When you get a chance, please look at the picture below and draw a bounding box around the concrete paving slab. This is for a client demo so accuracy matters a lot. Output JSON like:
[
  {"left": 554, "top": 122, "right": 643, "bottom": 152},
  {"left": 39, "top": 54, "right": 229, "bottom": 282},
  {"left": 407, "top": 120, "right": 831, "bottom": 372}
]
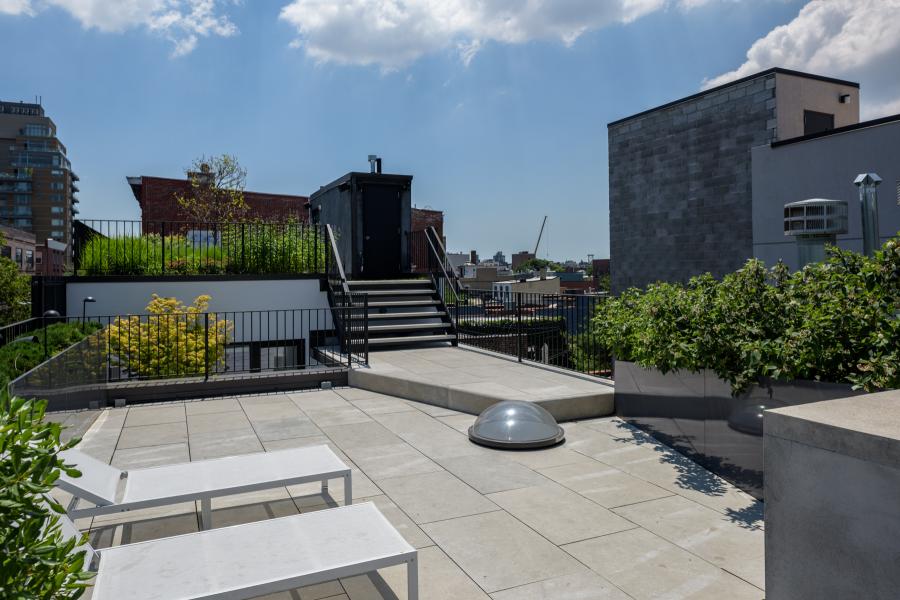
[
  {"left": 539, "top": 461, "right": 673, "bottom": 508},
  {"left": 250, "top": 416, "right": 322, "bottom": 442},
  {"left": 373, "top": 411, "right": 485, "bottom": 461},
  {"left": 186, "top": 410, "right": 253, "bottom": 434},
  {"left": 117, "top": 421, "right": 187, "bottom": 449},
  {"left": 377, "top": 471, "right": 499, "bottom": 524},
  {"left": 183, "top": 398, "right": 243, "bottom": 415},
  {"left": 438, "top": 454, "right": 550, "bottom": 494},
  {"left": 487, "top": 483, "right": 636, "bottom": 545},
  {"left": 355, "top": 495, "right": 433, "bottom": 549},
  {"left": 563, "top": 528, "right": 763, "bottom": 600},
  {"left": 344, "top": 442, "right": 443, "bottom": 481},
  {"left": 351, "top": 347, "right": 614, "bottom": 421},
  {"left": 489, "top": 569, "right": 632, "bottom": 600},
  {"left": 613, "top": 495, "right": 764, "bottom": 589},
  {"left": 187, "top": 428, "right": 263, "bottom": 460},
  {"left": 123, "top": 405, "right": 185, "bottom": 428},
  {"left": 423, "top": 510, "right": 584, "bottom": 593}
]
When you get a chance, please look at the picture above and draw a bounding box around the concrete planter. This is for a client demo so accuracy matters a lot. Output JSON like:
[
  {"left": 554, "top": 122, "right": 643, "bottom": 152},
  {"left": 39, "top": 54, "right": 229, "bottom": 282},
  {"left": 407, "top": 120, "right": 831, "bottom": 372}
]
[{"left": 613, "top": 360, "right": 862, "bottom": 499}]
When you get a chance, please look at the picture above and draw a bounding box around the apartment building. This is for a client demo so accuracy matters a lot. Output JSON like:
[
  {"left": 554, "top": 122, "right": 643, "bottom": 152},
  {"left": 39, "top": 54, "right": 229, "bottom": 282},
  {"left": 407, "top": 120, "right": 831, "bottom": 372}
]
[{"left": 0, "top": 101, "right": 77, "bottom": 259}]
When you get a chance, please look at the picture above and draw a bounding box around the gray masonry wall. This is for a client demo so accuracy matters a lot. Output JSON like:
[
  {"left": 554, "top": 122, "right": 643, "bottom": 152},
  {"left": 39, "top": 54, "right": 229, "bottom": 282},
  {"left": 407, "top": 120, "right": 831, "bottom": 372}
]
[
  {"left": 608, "top": 73, "right": 776, "bottom": 293},
  {"left": 751, "top": 119, "right": 900, "bottom": 271},
  {"left": 764, "top": 391, "right": 900, "bottom": 599}
]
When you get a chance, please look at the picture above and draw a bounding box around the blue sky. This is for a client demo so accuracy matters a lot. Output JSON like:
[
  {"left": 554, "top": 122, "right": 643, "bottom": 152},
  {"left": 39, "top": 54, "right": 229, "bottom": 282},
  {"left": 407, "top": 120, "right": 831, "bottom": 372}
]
[{"left": 2, "top": 0, "right": 898, "bottom": 261}]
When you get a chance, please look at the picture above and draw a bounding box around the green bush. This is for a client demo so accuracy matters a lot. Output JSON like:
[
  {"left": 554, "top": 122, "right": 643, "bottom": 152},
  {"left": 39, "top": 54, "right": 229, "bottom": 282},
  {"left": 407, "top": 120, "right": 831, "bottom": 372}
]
[
  {"left": 0, "top": 389, "right": 91, "bottom": 598},
  {"left": 0, "top": 322, "right": 102, "bottom": 382},
  {"left": 595, "top": 237, "right": 900, "bottom": 394},
  {"left": 77, "top": 223, "right": 326, "bottom": 276}
]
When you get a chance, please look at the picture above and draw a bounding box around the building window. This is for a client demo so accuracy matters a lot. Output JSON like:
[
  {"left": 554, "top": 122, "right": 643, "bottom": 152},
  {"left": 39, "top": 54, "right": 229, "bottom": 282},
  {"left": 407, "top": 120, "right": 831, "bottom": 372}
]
[
  {"left": 14, "top": 247, "right": 22, "bottom": 266},
  {"left": 50, "top": 194, "right": 63, "bottom": 203},
  {"left": 14, "top": 194, "right": 30, "bottom": 205},
  {"left": 51, "top": 169, "right": 64, "bottom": 177},
  {"left": 23, "top": 124, "right": 51, "bottom": 137},
  {"left": 15, "top": 219, "right": 32, "bottom": 229},
  {"left": 803, "top": 110, "right": 835, "bottom": 136},
  {"left": 1, "top": 245, "right": 10, "bottom": 259},
  {"left": 50, "top": 230, "right": 64, "bottom": 239},
  {"left": 50, "top": 218, "right": 63, "bottom": 226},
  {"left": 25, "top": 250, "right": 33, "bottom": 269},
  {"left": 51, "top": 206, "right": 63, "bottom": 214},
  {"left": 14, "top": 206, "right": 31, "bottom": 216},
  {"left": 50, "top": 182, "right": 64, "bottom": 190}
]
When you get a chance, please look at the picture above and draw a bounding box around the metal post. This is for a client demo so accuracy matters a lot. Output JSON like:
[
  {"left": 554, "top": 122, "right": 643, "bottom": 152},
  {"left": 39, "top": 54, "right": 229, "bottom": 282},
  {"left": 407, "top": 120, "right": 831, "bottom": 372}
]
[
  {"left": 204, "top": 312, "right": 210, "bottom": 381},
  {"left": 516, "top": 293, "right": 523, "bottom": 362},
  {"left": 854, "top": 173, "right": 883, "bottom": 257},
  {"left": 364, "top": 293, "right": 369, "bottom": 365},
  {"left": 314, "top": 225, "right": 319, "bottom": 273},
  {"left": 160, "top": 222, "right": 166, "bottom": 275},
  {"left": 241, "top": 223, "right": 246, "bottom": 272},
  {"left": 454, "top": 285, "right": 460, "bottom": 347}
]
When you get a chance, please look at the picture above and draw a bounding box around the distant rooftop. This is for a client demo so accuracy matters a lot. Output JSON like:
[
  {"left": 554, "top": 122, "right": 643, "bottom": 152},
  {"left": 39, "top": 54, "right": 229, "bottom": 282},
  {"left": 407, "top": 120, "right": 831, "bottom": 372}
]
[
  {"left": 608, "top": 67, "right": 860, "bottom": 128},
  {"left": 0, "top": 100, "right": 45, "bottom": 117},
  {"left": 772, "top": 111, "right": 900, "bottom": 148}
]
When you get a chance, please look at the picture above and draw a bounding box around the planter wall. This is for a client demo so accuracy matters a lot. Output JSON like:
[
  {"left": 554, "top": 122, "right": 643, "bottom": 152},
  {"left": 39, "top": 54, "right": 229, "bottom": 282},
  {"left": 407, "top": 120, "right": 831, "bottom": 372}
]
[{"left": 613, "top": 361, "right": 864, "bottom": 500}]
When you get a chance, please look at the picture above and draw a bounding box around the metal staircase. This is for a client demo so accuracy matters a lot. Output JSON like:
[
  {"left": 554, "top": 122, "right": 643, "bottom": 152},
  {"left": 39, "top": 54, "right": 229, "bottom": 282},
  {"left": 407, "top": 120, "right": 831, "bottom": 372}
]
[{"left": 346, "top": 279, "right": 456, "bottom": 348}]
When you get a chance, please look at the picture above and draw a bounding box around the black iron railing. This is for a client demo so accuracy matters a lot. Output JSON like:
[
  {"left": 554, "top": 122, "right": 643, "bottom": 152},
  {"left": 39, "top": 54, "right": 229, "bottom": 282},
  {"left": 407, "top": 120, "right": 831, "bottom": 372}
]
[
  {"left": 454, "top": 288, "right": 611, "bottom": 377},
  {"left": 7, "top": 306, "right": 368, "bottom": 395},
  {"left": 73, "top": 219, "right": 326, "bottom": 276},
  {"left": 0, "top": 317, "right": 46, "bottom": 348}
]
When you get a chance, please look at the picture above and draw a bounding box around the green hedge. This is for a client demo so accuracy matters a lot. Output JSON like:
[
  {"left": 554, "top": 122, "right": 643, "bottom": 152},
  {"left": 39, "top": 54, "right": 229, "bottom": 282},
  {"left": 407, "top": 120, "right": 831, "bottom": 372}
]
[
  {"left": 0, "top": 322, "right": 102, "bottom": 382},
  {"left": 595, "top": 237, "right": 900, "bottom": 394},
  {"left": 77, "top": 224, "right": 326, "bottom": 276}
]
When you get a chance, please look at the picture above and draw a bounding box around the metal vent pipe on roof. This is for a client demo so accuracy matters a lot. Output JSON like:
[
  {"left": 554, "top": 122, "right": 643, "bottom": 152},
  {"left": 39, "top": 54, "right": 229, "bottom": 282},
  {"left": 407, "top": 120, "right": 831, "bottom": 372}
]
[{"left": 854, "top": 173, "right": 882, "bottom": 257}]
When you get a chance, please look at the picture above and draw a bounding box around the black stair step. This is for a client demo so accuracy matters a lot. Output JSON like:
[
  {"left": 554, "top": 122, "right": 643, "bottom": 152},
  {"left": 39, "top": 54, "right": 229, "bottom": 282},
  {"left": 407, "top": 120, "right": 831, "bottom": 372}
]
[
  {"left": 360, "top": 289, "right": 436, "bottom": 297},
  {"left": 352, "top": 311, "right": 447, "bottom": 320},
  {"left": 369, "top": 323, "right": 451, "bottom": 333},
  {"left": 348, "top": 279, "right": 432, "bottom": 287},
  {"left": 364, "top": 300, "right": 442, "bottom": 307},
  {"left": 359, "top": 334, "right": 456, "bottom": 347}
]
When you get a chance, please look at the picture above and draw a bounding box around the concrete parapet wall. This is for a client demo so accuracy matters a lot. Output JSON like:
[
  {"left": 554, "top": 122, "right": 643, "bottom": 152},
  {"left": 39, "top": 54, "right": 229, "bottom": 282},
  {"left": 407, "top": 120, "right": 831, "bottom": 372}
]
[{"left": 765, "top": 390, "right": 900, "bottom": 599}]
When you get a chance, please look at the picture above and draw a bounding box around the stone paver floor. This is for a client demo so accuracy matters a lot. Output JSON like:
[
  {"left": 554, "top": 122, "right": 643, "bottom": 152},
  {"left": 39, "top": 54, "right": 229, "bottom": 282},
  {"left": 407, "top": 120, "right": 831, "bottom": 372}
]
[{"left": 55, "top": 387, "right": 764, "bottom": 600}]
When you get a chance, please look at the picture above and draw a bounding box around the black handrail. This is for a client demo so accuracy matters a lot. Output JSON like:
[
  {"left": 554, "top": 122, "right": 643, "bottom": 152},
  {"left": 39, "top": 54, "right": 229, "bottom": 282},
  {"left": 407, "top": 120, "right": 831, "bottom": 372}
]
[{"left": 423, "top": 226, "right": 460, "bottom": 295}]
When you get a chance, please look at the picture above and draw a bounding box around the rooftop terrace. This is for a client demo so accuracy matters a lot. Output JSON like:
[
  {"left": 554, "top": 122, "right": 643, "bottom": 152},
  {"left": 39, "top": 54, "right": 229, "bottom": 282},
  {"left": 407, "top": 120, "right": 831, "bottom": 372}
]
[{"left": 53, "top": 383, "right": 764, "bottom": 599}]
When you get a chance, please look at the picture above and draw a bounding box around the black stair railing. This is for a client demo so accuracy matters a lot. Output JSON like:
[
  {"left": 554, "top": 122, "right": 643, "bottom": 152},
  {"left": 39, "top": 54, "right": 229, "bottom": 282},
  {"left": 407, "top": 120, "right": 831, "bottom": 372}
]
[
  {"left": 324, "top": 224, "right": 367, "bottom": 363},
  {"left": 421, "top": 226, "right": 460, "bottom": 344}
]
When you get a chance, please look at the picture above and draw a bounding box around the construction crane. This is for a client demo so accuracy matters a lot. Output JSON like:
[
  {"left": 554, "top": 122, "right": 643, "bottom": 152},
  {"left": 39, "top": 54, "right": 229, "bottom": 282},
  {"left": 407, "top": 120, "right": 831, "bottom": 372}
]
[{"left": 533, "top": 215, "right": 548, "bottom": 256}]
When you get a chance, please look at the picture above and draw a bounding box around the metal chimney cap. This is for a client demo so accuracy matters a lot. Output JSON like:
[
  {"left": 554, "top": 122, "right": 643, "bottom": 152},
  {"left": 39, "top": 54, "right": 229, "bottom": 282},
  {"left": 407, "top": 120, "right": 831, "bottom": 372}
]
[{"left": 854, "top": 173, "right": 883, "bottom": 186}]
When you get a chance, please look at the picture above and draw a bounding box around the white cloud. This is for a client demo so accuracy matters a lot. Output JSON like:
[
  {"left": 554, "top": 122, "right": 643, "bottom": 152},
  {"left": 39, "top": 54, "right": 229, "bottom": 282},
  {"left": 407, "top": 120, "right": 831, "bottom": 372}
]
[
  {"left": 1, "top": 0, "right": 238, "bottom": 56},
  {"left": 278, "top": 0, "right": 718, "bottom": 69},
  {"left": 704, "top": 0, "right": 900, "bottom": 119}
]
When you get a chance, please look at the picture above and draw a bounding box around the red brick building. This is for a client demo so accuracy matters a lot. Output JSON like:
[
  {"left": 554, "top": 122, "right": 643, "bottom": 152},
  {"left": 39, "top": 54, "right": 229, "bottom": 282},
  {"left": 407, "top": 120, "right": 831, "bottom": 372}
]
[
  {"left": 127, "top": 176, "right": 309, "bottom": 228},
  {"left": 410, "top": 207, "right": 443, "bottom": 237}
]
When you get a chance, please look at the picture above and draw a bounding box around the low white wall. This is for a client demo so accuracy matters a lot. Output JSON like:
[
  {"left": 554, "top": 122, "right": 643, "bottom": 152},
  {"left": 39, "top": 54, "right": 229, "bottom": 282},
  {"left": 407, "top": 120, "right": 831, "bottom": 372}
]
[{"left": 66, "top": 278, "right": 328, "bottom": 318}]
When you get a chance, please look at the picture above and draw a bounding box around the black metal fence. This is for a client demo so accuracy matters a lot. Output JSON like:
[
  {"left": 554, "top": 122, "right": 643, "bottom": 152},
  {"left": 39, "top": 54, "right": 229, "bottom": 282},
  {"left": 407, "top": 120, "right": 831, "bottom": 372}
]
[
  {"left": 73, "top": 219, "right": 327, "bottom": 276},
  {"left": 8, "top": 306, "right": 367, "bottom": 399},
  {"left": 0, "top": 317, "right": 45, "bottom": 347},
  {"left": 452, "top": 288, "right": 611, "bottom": 377}
]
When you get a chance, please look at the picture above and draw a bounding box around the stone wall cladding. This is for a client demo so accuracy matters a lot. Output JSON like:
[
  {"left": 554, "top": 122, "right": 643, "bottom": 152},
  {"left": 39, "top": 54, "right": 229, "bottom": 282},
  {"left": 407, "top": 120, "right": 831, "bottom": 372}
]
[{"left": 608, "top": 74, "right": 776, "bottom": 293}]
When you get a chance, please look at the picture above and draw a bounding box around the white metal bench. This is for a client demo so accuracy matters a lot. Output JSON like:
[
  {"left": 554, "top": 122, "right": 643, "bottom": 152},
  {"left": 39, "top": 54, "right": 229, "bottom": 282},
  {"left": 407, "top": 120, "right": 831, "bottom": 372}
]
[
  {"left": 61, "top": 502, "right": 418, "bottom": 600},
  {"left": 58, "top": 446, "right": 352, "bottom": 529}
]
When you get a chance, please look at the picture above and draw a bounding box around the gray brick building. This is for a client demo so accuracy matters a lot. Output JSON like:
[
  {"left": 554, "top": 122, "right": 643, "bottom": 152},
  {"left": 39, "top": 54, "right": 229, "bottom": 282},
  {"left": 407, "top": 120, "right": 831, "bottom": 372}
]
[{"left": 608, "top": 68, "right": 859, "bottom": 293}]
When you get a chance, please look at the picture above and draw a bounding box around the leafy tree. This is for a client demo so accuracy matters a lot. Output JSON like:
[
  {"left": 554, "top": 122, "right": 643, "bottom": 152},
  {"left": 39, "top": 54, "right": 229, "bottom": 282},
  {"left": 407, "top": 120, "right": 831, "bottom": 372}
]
[
  {"left": 175, "top": 154, "right": 249, "bottom": 223},
  {"left": 0, "top": 231, "right": 31, "bottom": 326},
  {"left": 0, "top": 389, "right": 91, "bottom": 598},
  {"left": 107, "top": 294, "right": 232, "bottom": 378},
  {"left": 514, "top": 258, "right": 563, "bottom": 273}
]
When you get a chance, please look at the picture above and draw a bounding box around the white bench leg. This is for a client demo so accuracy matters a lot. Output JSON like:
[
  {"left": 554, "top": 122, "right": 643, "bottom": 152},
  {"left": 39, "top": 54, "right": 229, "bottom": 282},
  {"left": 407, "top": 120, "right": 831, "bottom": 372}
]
[
  {"left": 408, "top": 555, "right": 418, "bottom": 600},
  {"left": 344, "top": 473, "right": 352, "bottom": 506},
  {"left": 200, "top": 497, "right": 212, "bottom": 530}
]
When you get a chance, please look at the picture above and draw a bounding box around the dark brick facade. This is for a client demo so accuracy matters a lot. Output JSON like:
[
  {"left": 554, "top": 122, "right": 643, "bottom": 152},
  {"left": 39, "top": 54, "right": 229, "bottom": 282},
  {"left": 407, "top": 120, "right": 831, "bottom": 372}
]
[
  {"left": 411, "top": 207, "right": 443, "bottom": 237},
  {"left": 129, "top": 176, "right": 309, "bottom": 228},
  {"left": 608, "top": 73, "right": 777, "bottom": 293}
]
